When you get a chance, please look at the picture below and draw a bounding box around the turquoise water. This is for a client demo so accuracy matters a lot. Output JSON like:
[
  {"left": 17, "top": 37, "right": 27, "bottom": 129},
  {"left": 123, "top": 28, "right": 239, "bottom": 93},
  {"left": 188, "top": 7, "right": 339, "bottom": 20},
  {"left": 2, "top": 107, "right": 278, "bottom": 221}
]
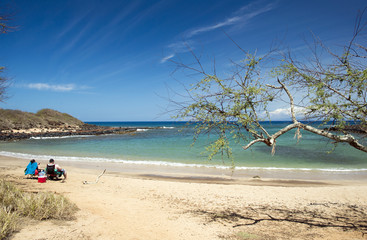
[{"left": 0, "top": 121, "right": 366, "bottom": 171}]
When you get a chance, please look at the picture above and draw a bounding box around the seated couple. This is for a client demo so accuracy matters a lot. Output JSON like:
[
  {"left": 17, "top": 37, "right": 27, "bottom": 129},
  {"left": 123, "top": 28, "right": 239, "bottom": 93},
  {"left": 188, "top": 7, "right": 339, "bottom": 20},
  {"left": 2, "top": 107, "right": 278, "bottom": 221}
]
[
  {"left": 46, "top": 159, "right": 67, "bottom": 180},
  {"left": 25, "top": 159, "right": 67, "bottom": 180}
]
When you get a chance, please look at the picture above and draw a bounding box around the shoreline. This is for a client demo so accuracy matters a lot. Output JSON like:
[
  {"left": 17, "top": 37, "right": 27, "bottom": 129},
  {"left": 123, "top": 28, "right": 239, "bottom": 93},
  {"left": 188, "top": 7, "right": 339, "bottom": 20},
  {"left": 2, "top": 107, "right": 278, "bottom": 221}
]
[
  {"left": 2, "top": 152, "right": 367, "bottom": 182},
  {"left": 1, "top": 122, "right": 366, "bottom": 179}
]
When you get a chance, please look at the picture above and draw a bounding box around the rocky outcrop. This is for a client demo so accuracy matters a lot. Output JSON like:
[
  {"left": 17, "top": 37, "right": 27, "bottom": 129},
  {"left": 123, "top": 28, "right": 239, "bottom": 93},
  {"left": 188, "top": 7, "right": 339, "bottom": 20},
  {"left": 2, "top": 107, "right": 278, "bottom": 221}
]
[
  {"left": 325, "top": 124, "right": 367, "bottom": 134},
  {"left": 0, "top": 108, "right": 145, "bottom": 141},
  {"left": 0, "top": 108, "right": 84, "bottom": 131},
  {"left": 0, "top": 125, "right": 141, "bottom": 141}
]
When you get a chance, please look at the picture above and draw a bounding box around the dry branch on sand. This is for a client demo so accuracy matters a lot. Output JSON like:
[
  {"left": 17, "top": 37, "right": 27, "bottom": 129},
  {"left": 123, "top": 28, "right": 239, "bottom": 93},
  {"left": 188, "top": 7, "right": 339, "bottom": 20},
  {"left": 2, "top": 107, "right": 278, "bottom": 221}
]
[{"left": 193, "top": 202, "right": 367, "bottom": 237}]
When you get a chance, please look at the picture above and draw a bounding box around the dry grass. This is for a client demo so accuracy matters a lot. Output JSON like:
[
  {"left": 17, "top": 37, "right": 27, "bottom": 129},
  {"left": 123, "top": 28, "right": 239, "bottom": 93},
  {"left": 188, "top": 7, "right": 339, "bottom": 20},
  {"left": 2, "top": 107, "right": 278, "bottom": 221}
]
[
  {"left": 0, "top": 108, "right": 84, "bottom": 130},
  {"left": 0, "top": 179, "right": 78, "bottom": 239},
  {"left": 17, "top": 192, "right": 78, "bottom": 220},
  {"left": 0, "top": 208, "right": 18, "bottom": 240},
  {"left": 0, "top": 179, "right": 23, "bottom": 212}
]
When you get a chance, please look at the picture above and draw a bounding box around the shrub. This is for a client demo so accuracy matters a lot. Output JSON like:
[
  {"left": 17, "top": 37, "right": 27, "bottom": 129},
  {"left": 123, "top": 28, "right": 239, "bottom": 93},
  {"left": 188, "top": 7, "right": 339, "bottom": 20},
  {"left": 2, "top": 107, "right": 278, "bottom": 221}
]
[
  {"left": 0, "top": 179, "right": 78, "bottom": 239},
  {"left": 17, "top": 192, "right": 78, "bottom": 220}
]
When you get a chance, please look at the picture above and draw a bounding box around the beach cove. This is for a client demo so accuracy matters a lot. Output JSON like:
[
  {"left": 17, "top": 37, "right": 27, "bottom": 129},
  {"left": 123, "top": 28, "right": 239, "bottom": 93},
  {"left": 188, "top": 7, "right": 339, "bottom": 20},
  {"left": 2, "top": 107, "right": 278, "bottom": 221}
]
[
  {"left": 1, "top": 121, "right": 367, "bottom": 239},
  {"left": 2, "top": 0, "right": 367, "bottom": 238}
]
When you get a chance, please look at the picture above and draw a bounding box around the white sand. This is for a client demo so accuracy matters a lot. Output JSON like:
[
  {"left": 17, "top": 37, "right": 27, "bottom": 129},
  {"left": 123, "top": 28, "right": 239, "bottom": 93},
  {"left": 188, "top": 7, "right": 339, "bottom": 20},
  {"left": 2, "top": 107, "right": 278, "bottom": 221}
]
[{"left": 1, "top": 156, "right": 367, "bottom": 240}]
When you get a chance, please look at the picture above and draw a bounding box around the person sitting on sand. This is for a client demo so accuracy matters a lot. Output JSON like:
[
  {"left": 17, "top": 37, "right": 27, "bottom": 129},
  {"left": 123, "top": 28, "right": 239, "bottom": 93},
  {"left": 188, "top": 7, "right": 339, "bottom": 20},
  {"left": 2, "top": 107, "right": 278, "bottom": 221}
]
[
  {"left": 47, "top": 159, "right": 67, "bottom": 180},
  {"left": 24, "top": 159, "right": 39, "bottom": 177}
]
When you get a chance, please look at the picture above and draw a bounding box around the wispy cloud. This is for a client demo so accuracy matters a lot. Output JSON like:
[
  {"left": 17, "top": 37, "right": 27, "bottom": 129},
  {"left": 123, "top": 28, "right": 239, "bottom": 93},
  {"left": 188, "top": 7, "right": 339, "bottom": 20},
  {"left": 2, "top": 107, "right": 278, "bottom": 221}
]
[
  {"left": 26, "top": 83, "right": 77, "bottom": 92},
  {"left": 160, "top": 54, "right": 175, "bottom": 63},
  {"left": 161, "top": 1, "right": 277, "bottom": 63},
  {"left": 186, "top": 16, "right": 242, "bottom": 38},
  {"left": 161, "top": 40, "right": 195, "bottom": 62},
  {"left": 60, "top": 21, "right": 93, "bottom": 54},
  {"left": 186, "top": 2, "right": 276, "bottom": 38},
  {"left": 56, "top": 9, "right": 92, "bottom": 40},
  {"left": 167, "top": 40, "right": 194, "bottom": 53}
]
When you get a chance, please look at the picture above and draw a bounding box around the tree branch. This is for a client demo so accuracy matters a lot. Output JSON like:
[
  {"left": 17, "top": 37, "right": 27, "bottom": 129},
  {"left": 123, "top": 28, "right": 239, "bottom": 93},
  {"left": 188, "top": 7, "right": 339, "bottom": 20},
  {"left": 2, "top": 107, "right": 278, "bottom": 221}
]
[
  {"left": 242, "top": 139, "right": 266, "bottom": 150},
  {"left": 242, "top": 122, "right": 367, "bottom": 153},
  {"left": 277, "top": 78, "right": 297, "bottom": 123}
]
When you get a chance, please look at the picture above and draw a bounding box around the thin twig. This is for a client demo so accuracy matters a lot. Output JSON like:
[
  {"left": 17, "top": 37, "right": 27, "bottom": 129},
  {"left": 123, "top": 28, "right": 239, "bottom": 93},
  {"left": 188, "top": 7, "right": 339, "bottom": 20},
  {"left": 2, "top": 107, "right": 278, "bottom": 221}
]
[{"left": 83, "top": 169, "right": 106, "bottom": 184}]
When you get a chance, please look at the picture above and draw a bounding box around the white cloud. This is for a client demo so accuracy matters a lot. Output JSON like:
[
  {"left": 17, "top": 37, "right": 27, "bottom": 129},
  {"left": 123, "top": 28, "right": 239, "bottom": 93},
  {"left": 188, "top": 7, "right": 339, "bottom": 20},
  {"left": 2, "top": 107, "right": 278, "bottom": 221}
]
[
  {"left": 268, "top": 106, "right": 306, "bottom": 119},
  {"left": 27, "top": 83, "right": 77, "bottom": 92},
  {"left": 160, "top": 54, "right": 175, "bottom": 63}
]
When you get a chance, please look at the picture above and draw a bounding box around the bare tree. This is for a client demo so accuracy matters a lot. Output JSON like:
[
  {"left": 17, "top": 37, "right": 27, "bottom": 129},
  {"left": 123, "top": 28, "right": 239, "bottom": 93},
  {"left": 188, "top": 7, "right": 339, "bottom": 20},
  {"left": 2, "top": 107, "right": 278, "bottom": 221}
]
[
  {"left": 0, "top": 67, "right": 8, "bottom": 102},
  {"left": 0, "top": 14, "right": 12, "bottom": 33},
  {"left": 0, "top": 13, "right": 14, "bottom": 102}
]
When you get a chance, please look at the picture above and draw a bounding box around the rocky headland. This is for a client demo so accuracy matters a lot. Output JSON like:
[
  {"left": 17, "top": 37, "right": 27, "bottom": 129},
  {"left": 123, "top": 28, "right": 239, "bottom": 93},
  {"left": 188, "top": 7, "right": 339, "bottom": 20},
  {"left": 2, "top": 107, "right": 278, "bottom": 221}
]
[
  {"left": 325, "top": 124, "right": 367, "bottom": 134},
  {"left": 0, "top": 108, "right": 144, "bottom": 141}
]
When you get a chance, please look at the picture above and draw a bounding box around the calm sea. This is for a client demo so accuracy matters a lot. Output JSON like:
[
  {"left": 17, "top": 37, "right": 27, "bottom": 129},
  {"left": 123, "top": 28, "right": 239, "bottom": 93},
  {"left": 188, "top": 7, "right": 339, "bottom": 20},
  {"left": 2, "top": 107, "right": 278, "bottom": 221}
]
[{"left": 0, "top": 121, "right": 366, "bottom": 172}]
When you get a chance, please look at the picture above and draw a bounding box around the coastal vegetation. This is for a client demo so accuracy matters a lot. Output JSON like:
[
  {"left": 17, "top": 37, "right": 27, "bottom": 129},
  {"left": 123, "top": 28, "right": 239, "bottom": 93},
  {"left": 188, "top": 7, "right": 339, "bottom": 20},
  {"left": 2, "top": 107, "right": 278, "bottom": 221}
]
[
  {"left": 0, "top": 179, "right": 78, "bottom": 239},
  {"left": 173, "top": 9, "right": 367, "bottom": 156},
  {"left": 0, "top": 108, "right": 84, "bottom": 131},
  {"left": 0, "top": 108, "right": 86, "bottom": 131}
]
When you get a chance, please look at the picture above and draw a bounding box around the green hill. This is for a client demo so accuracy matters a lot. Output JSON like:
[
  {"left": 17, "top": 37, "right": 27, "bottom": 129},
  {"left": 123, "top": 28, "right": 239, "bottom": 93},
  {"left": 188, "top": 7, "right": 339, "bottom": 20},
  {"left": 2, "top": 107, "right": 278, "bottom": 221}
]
[{"left": 0, "top": 108, "right": 85, "bottom": 131}]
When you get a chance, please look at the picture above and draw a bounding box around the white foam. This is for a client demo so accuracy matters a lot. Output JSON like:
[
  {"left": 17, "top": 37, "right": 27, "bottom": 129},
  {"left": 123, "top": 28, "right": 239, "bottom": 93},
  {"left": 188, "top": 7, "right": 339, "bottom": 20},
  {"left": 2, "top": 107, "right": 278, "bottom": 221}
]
[
  {"left": 30, "top": 135, "right": 94, "bottom": 140},
  {"left": 136, "top": 129, "right": 149, "bottom": 132},
  {"left": 161, "top": 126, "right": 175, "bottom": 129}
]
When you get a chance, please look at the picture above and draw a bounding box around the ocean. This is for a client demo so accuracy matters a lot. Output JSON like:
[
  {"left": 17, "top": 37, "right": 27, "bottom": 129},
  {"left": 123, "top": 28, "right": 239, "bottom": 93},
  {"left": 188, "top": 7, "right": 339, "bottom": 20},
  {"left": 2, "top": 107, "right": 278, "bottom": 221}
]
[{"left": 0, "top": 121, "right": 366, "bottom": 174}]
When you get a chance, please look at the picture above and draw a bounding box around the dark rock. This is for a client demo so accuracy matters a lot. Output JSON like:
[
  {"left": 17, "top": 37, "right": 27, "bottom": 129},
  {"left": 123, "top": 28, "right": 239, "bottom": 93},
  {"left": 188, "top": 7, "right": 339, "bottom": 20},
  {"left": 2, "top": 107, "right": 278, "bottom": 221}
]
[
  {"left": 326, "top": 124, "right": 367, "bottom": 134},
  {"left": 0, "top": 125, "right": 143, "bottom": 141}
]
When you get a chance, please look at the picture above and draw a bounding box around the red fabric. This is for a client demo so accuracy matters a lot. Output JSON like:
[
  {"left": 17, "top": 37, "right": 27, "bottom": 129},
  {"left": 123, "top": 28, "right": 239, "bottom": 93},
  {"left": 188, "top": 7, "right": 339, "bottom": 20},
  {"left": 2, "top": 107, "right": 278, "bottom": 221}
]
[{"left": 35, "top": 169, "right": 38, "bottom": 175}]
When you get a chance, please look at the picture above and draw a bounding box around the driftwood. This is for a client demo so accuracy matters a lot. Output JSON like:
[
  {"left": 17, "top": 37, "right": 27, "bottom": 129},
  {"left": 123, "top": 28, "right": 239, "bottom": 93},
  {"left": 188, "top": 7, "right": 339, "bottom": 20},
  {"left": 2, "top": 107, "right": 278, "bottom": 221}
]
[{"left": 82, "top": 169, "right": 106, "bottom": 184}]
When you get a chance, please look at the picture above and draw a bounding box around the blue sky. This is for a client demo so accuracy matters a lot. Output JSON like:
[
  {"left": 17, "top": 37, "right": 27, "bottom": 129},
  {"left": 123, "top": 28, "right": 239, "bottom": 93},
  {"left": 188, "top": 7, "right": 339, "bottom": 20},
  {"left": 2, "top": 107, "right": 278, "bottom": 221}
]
[{"left": 1, "top": 0, "right": 366, "bottom": 121}]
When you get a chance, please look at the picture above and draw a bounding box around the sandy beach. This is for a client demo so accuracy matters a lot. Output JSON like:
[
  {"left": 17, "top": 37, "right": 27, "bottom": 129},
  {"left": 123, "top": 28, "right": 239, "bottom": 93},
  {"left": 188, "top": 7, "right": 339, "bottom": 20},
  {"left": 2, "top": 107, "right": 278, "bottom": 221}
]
[{"left": 1, "top": 155, "right": 367, "bottom": 240}]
